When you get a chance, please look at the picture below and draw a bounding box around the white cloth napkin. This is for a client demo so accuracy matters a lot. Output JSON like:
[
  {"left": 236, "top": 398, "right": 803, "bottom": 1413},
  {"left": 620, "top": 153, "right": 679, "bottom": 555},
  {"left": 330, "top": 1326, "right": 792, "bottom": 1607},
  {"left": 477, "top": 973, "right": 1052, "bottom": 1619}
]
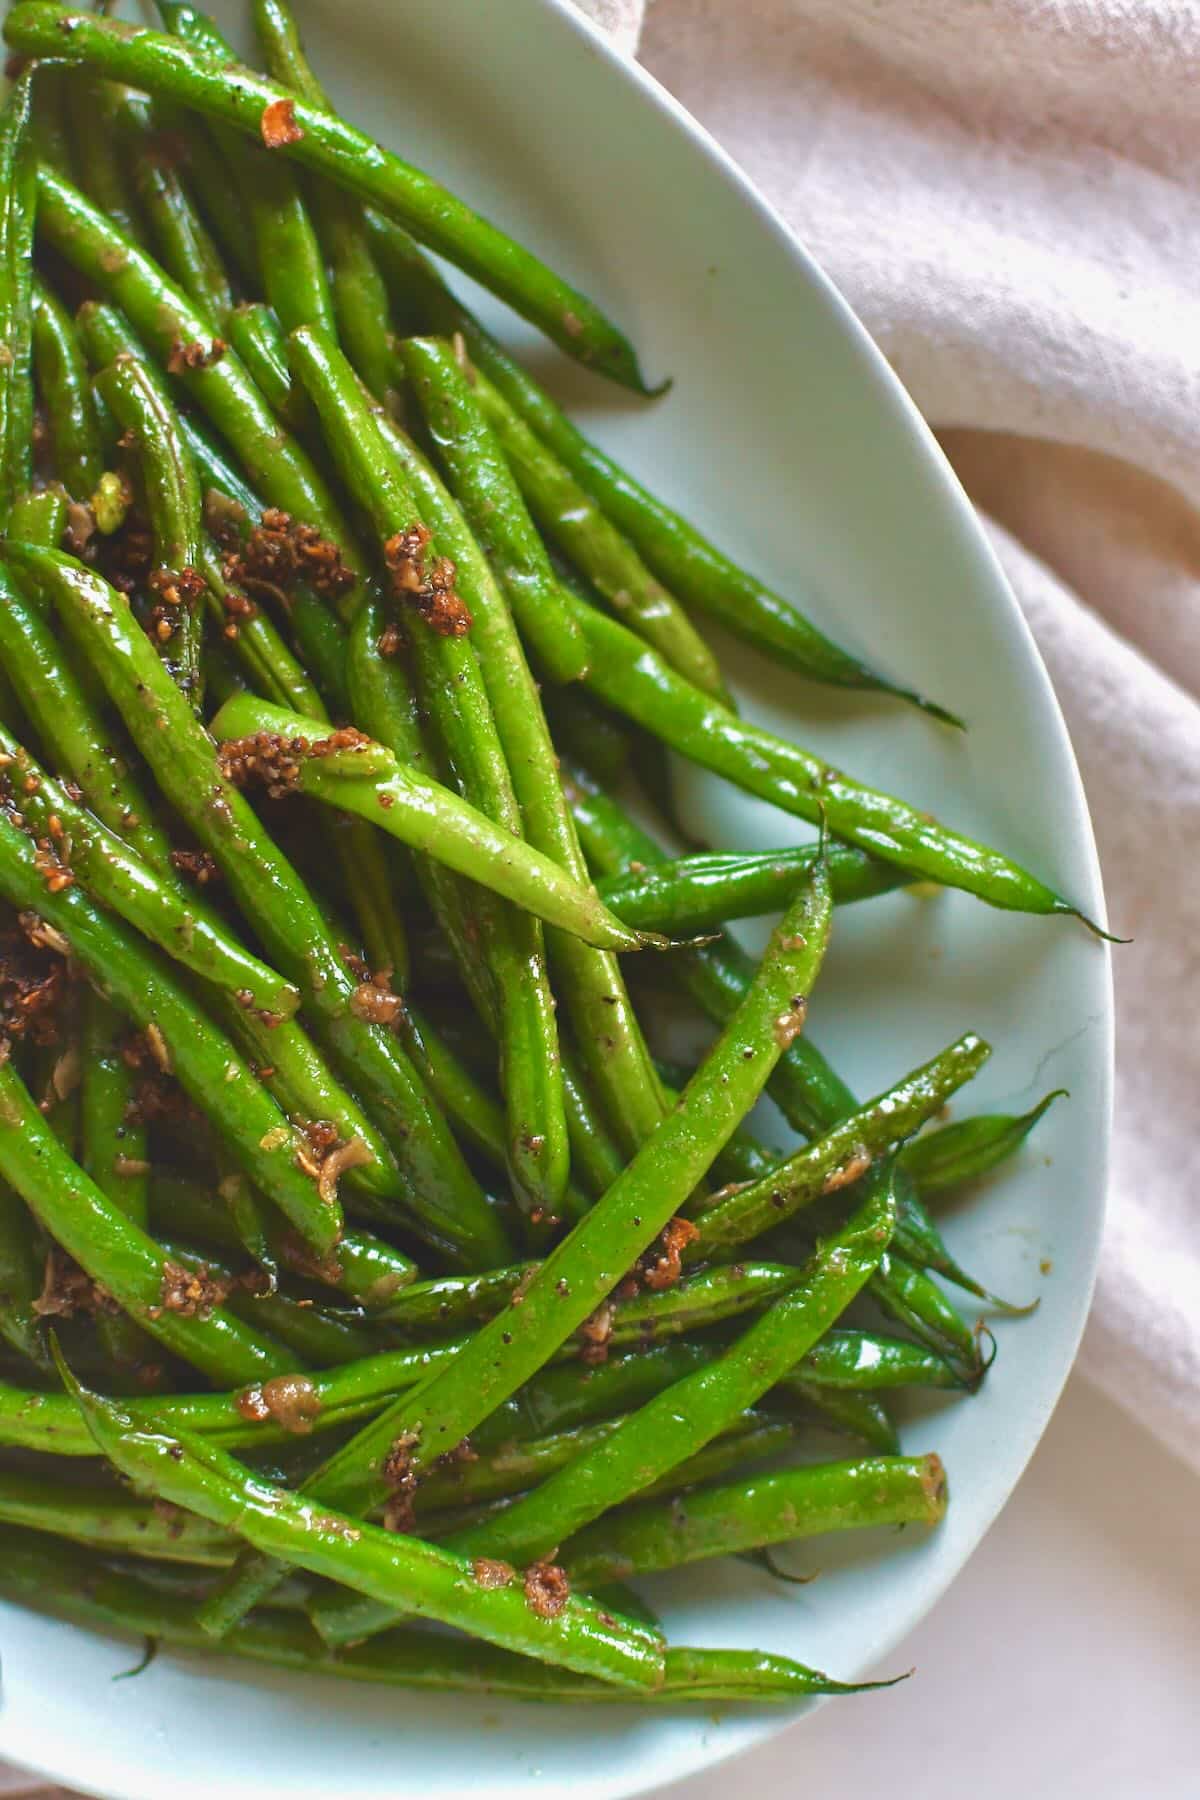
[{"left": 576, "top": 0, "right": 1200, "bottom": 1473}]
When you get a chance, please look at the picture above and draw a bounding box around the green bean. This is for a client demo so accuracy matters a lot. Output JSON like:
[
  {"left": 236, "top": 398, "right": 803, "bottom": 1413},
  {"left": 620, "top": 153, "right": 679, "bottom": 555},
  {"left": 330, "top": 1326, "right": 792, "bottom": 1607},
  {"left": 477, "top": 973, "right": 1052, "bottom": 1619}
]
[
  {"left": 901, "top": 1089, "right": 1067, "bottom": 1197},
  {"left": 7, "top": 484, "right": 66, "bottom": 548},
  {"left": 567, "top": 1453, "right": 946, "bottom": 1589},
  {"left": 0, "top": 1056, "right": 292, "bottom": 1385},
  {"left": 784, "top": 1385, "right": 900, "bottom": 1453},
  {"left": 94, "top": 352, "right": 206, "bottom": 707},
  {"left": 250, "top": 0, "right": 398, "bottom": 402},
  {"left": 34, "top": 165, "right": 364, "bottom": 581},
  {"left": 0, "top": 726, "right": 300, "bottom": 1018},
  {"left": 0, "top": 1524, "right": 890, "bottom": 1701},
  {"left": 0, "top": 1344, "right": 455, "bottom": 1458},
  {"left": 872, "top": 1249, "right": 983, "bottom": 1371},
  {"left": 473, "top": 1343, "right": 714, "bottom": 1451},
  {"left": 157, "top": 101, "right": 259, "bottom": 291},
  {"left": 562, "top": 598, "right": 1098, "bottom": 922},
  {"left": 690, "top": 1034, "right": 990, "bottom": 1258},
  {"left": 0, "top": 70, "right": 37, "bottom": 530},
  {"left": 208, "top": 693, "right": 658, "bottom": 956},
  {"left": 8, "top": 543, "right": 511, "bottom": 1272},
  {"left": 10, "top": 5, "right": 658, "bottom": 394},
  {"left": 599, "top": 841, "right": 912, "bottom": 933},
  {"left": 114, "top": 89, "right": 235, "bottom": 326},
  {"left": 399, "top": 338, "right": 670, "bottom": 1158},
  {"left": 360, "top": 1259, "right": 801, "bottom": 1350},
  {"left": 367, "top": 212, "right": 953, "bottom": 715},
  {"left": 0, "top": 1176, "right": 48, "bottom": 1369},
  {"left": 0, "top": 1470, "right": 236, "bottom": 1565},
  {"left": 788, "top": 1328, "right": 963, "bottom": 1391},
  {"left": 150, "top": 1174, "right": 415, "bottom": 1309},
  {"left": 66, "top": 72, "right": 141, "bottom": 238},
  {"left": 26, "top": 56, "right": 74, "bottom": 181},
  {"left": 289, "top": 327, "right": 567, "bottom": 1225},
  {"left": 448, "top": 1170, "right": 896, "bottom": 1568},
  {"left": 224, "top": 301, "right": 309, "bottom": 431},
  {"left": 60, "top": 1360, "right": 667, "bottom": 1690},
  {"left": 31, "top": 279, "right": 103, "bottom": 499},
  {"left": 78, "top": 987, "right": 163, "bottom": 1381},
  {"left": 560, "top": 1043, "right": 625, "bottom": 1200}
]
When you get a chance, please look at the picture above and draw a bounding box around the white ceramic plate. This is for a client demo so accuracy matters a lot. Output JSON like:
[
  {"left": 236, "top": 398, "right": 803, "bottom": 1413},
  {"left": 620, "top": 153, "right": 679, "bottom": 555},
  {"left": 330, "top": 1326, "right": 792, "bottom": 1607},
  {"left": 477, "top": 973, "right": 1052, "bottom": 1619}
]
[{"left": 0, "top": 1, "right": 1112, "bottom": 1794}]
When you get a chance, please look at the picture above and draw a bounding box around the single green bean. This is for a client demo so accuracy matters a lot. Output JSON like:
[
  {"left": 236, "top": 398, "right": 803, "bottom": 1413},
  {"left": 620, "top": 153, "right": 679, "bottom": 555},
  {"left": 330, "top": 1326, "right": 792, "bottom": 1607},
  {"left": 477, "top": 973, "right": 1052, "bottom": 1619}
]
[
  {"left": 94, "top": 352, "right": 206, "bottom": 707},
  {"left": 224, "top": 301, "right": 309, "bottom": 431},
  {"left": 784, "top": 1385, "right": 900, "bottom": 1453},
  {"left": 0, "top": 1524, "right": 891, "bottom": 1701},
  {"left": 787, "top": 1328, "right": 963, "bottom": 1392},
  {"left": 7, "top": 542, "right": 510, "bottom": 1272},
  {"left": 114, "top": 88, "right": 235, "bottom": 326},
  {"left": 31, "top": 279, "right": 103, "bottom": 498},
  {"left": 78, "top": 989, "right": 159, "bottom": 1384},
  {"left": 10, "top": 4, "right": 659, "bottom": 393},
  {"left": 563, "top": 1453, "right": 946, "bottom": 1587},
  {"left": 0, "top": 1057, "right": 292, "bottom": 1385},
  {"left": 66, "top": 72, "right": 141, "bottom": 238},
  {"left": 561, "top": 595, "right": 1097, "bottom": 923},
  {"left": 206, "top": 694, "right": 656, "bottom": 955},
  {"left": 872, "top": 1249, "right": 983, "bottom": 1371},
  {"left": 0, "top": 70, "right": 37, "bottom": 529},
  {"left": 599, "top": 841, "right": 912, "bottom": 933},
  {"left": 6, "top": 484, "right": 66, "bottom": 549},
  {"left": 0, "top": 1470, "right": 236, "bottom": 1565},
  {"left": 34, "top": 164, "right": 364, "bottom": 582},
  {"left": 27, "top": 56, "right": 74, "bottom": 180},
  {"left": 0, "top": 1177, "right": 48, "bottom": 1369},
  {"left": 158, "top": 100, "right": 259, "bottom": 290},
  {"left": 61, "top": 1360, "right": 667, "bottom": 1690},
  {"left": 900, "top": 1089, "right": 1067, "bottom": 1197}
]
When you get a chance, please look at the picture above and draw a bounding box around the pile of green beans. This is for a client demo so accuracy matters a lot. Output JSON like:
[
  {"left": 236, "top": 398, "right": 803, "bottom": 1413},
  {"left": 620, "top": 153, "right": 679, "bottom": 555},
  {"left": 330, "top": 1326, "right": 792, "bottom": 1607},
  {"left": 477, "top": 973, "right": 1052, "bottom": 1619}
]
[{"left": 0, "top": 0, "right": 1089, "bottom": 1711}]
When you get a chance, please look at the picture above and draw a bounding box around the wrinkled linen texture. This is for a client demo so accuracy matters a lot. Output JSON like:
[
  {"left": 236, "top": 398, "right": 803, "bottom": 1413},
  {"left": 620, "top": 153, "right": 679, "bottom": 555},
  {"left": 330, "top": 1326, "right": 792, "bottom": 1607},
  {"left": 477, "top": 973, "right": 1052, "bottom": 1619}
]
[{"left": 573, "top": 0, "right": 1200, "bottom": 1472}]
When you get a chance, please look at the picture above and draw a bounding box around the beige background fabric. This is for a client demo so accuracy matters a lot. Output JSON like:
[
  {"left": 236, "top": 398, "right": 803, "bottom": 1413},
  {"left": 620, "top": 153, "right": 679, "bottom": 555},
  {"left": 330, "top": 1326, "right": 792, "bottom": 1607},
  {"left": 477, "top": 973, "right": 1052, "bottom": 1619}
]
[{"left": 572, "top": 0, "right": 1200, "bottom": 1473}]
